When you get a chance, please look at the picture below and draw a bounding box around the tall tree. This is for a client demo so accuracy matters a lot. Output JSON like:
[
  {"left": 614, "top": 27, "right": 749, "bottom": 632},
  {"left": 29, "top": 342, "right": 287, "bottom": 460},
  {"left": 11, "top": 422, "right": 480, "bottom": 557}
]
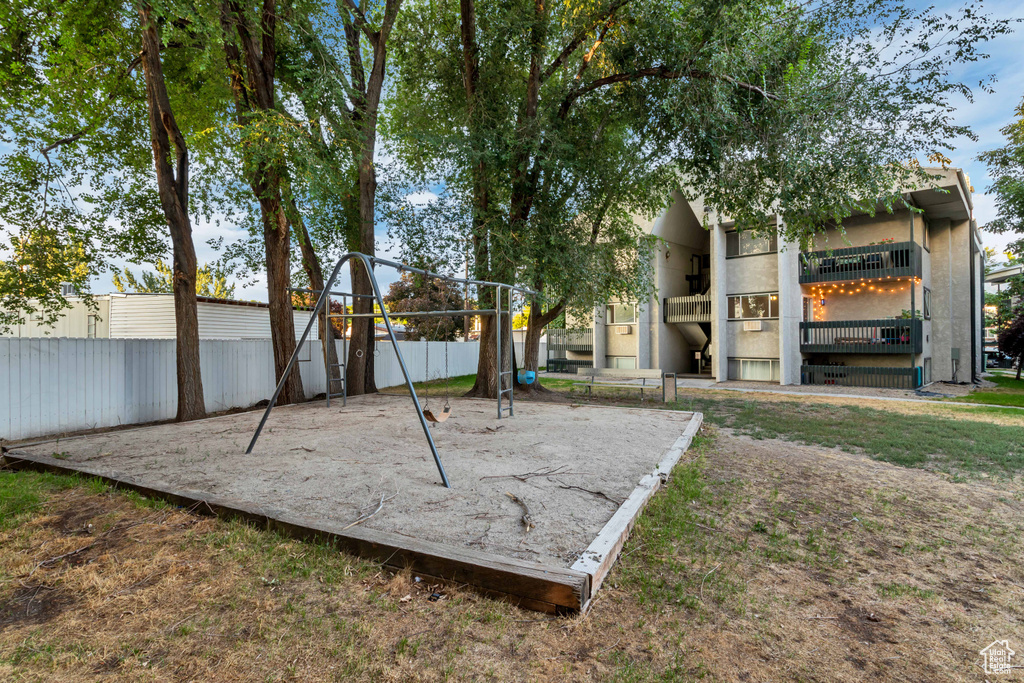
[
  {"left": 113, "top": 260, "right": 236, "bottom": 298},
  {"left": 138, "top": 1, "right": 206, "bottom": 420},
  {"left": 0, "top": 0, "right": 224, "bottom": 421},
  {"left": 220, "top": 0, "right": 306, "bottom": 404},
  {"left": 389, "top": 0, "right": 1012, "bottom": 396},
  {"left": 980, "top": 96, "right": 1024, "bottom": 257},
  {"left": 997, "top": 313, "right": 1024, "bottom": 381}
]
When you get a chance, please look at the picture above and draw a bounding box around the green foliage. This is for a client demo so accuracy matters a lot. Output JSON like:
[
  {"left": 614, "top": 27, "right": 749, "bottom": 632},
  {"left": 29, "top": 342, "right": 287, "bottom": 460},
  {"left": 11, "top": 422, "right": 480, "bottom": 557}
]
[
  {"left": 980, "top": 96, "right": 1024, "bottom": 256},
  {"left": 386, "top": 0, "right": 1013, "bottom": 345},
  {"left": 997, "top": 314, "right": 1024, "bottom": 378},
  {"left": 0, "top": 0, "right": 239, "bottom": 331},
  {"left": 382, "top": 270, "right": 466, "bottom": 341},
  {"left": 112, "top": 260, "right": 236, "bottom": 299}
]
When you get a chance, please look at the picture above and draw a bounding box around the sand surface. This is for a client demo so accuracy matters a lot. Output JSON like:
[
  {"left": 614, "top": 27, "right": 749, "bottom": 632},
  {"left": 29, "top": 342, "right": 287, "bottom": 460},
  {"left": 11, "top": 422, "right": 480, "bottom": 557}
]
[{"left": 18, "top": 395, "right": 695, "bottom": 566}]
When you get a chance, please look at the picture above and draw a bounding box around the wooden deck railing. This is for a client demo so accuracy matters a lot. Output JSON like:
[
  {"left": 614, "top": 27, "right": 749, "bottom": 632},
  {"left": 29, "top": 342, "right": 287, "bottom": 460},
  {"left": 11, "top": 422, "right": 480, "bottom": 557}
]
[
  {"left": 799, "top": 242, "right": 922, "bottom": 284},
  {"left": 801, "top": 364, "right": 921, "bottom": 389},
  {"left": 799, "top": 319, "right": 922, "bottom": 354},
  {"left": 664, "top": 294, "right": 712, "bottom": 323}
]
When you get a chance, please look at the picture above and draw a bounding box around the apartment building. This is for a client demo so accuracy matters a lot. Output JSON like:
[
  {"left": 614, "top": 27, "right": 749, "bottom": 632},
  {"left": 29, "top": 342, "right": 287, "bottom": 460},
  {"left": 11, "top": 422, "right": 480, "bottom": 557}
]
[{"left": 548, "top": 167, "right": 984, "bottom": 388}]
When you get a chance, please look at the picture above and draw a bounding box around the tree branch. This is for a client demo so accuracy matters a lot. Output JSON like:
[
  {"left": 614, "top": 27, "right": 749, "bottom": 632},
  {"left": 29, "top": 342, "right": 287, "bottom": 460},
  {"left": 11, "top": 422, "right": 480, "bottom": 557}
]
[
  {"left": 340, "top": 0, "right": 380, "bottom": 47},
  {"left": 541, "top": 0, "right": 631, "bottom": 83}
]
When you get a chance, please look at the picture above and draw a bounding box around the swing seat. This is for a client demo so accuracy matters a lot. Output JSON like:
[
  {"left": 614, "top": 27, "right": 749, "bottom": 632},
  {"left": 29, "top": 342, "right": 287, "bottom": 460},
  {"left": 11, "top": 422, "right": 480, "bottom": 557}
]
[{"left": 423, "top": 405, "right": 452, "bottom": 423}]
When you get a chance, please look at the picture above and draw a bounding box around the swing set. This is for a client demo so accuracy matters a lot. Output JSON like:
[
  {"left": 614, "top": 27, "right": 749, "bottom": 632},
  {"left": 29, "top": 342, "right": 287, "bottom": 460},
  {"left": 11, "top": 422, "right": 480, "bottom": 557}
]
[{"left": 245, "top": 252, "right": 536, "bottom": 489}]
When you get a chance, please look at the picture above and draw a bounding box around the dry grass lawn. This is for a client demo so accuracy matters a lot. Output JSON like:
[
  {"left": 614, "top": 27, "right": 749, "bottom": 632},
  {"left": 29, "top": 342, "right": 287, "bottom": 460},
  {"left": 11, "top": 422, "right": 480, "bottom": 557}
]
[{"left": 2, "top": 392, "right": 1023, "bottom": 681}]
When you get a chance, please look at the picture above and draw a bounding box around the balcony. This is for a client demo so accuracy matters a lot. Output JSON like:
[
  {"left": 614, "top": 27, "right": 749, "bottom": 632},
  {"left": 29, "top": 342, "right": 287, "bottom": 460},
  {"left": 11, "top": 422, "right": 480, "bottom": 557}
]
[
  {"left": 665, "top": 294, "right": 712, "bottom": 323},
  {"left": 547, "top": 328, "right": 594, "bottom": 352},
  {"left": 799, "top": 241, "right": 922, "bottom": 284},
  {"left": 800, "top": 319, "right": 922, "bottom": 354}
]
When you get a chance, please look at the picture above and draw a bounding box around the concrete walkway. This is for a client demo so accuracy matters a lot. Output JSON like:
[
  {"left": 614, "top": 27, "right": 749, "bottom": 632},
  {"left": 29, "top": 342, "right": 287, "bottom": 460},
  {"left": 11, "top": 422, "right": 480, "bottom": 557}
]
[
  {"left": 542, "top": 372, "right": 1021, "bottom": 411},
  {"left": 672, "top": 378, "right": 1023, "bottom": 410}
]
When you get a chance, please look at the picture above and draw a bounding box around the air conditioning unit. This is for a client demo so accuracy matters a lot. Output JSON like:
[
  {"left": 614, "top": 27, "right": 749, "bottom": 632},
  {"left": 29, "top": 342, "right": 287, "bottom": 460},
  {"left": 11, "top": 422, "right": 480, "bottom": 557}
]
[
  {"left": 615, "top": 325, "right": 632, "bottom": 335},
  {"left": 742, "top": 320, "right": 763, "bottom": 332}
]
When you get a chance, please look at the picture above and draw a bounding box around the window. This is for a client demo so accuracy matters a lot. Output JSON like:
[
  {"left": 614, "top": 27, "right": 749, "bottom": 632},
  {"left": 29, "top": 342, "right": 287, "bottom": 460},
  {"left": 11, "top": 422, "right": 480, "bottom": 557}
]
[
  {"left": 60, "top": 282, "right": 78, "bottom": 297},
  {"left": 606, "top": 303, "right": 636, "bottom": 324},
  {"left": 727, "top": 293, "right": 779, "bottom": 320},
  {"left": 728, "top": 358, "right": 780, "bottom": 381},
  {"left": 609, "top": 356, "right": 637, "bottom": 370},
  {"left": 922, "top": 222, "right": 930, "bottom": 251},
  {"left": 726, "top": 230, "right": 777, "bottom": 258},
  {"left": 87, "top": 315, "right": 97, "bottom": 339},
  {"left": 923, "top": 358, "right": 932, "bottom": 385},
  {"left": 923, "top": 287, "right": 931, "bottom": 320}
]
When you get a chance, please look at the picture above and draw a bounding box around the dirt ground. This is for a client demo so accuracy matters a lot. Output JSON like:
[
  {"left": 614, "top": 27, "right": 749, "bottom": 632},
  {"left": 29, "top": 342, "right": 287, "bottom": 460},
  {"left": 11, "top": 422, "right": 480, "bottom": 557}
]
[
  {"left": 3, "top": 422, "right": 1022, "bottom": 681},
  {"left": 13, "top": 395, "right": 696, "bottom": 567}
]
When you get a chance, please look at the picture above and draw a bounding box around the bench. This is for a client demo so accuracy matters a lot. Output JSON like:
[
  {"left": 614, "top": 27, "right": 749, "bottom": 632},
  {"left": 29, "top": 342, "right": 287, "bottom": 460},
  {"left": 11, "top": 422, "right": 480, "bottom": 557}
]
[{"left": 572, "top": 368, "right": 677, "bottom": 402}]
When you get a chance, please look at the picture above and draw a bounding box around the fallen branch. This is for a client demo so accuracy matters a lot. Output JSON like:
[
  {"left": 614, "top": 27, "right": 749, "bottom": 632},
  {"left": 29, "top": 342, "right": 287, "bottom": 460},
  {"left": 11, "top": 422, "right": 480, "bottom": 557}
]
[
  {"left": 556, "top": 483, "right": 622, "bottom": 506},
  {"left": 482, "top": 465, "right": 587, "bottom": 482},
  {"left": 505, "top": 492, "right": 535, "bottom": 532},
  {"left": 343, "top": 490, "right": 399, "bottom": 530},
  {"left": 805, "top": 615, "right": 838, "bottom": 620}
]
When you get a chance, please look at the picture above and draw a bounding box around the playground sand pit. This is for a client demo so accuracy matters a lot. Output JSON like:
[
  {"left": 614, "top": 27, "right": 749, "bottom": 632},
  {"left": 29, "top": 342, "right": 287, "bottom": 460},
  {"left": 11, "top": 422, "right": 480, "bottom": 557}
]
[
  {"left": 12, "top": 396, "right": 696, "bottom": 565},
  {"left": 8, "top": 395, "right": 700, "bottom": 611}
]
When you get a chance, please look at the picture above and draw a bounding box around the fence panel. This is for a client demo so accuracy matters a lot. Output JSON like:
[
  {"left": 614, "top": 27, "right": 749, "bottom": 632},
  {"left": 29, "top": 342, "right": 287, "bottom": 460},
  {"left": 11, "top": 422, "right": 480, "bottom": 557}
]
[{"left": 0, "top": 338, "right": 486, "bottom": 440}]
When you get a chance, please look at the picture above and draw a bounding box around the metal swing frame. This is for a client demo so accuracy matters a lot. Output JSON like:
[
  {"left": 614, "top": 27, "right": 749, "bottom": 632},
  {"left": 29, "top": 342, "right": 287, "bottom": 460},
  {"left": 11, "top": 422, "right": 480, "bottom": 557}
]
[{"left": 244, "top": 252, "right": 536, "bottom": 489}]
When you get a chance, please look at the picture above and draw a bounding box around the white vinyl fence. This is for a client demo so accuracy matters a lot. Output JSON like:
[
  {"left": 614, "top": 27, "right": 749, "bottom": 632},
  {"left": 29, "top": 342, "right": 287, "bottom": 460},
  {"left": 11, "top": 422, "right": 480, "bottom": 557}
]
[{"left": 0, "top": 338, "right": 488, "bottom": 441}]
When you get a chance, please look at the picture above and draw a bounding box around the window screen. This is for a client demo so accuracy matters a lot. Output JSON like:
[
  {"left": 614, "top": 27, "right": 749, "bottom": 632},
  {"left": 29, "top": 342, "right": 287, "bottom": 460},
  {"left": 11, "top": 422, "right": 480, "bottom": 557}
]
[
  {"left": 728, "top": 358, "right": 780, "bottom": 381},
  {"left": 727, "top": 293, "right": 779, "bottom": 319},
  {"left": 726, "top": 231, "right": 777, "bottom": 257},
  {"left": 606, "top": 303, "right": 636, "bottom": 324}
]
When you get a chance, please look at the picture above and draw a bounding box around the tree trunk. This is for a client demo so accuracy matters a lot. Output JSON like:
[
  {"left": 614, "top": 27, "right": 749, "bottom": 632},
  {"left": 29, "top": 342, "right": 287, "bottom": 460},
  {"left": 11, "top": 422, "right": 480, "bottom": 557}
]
[
  {"left": 340, "top": 0, "right": 400, "bottom": 396},
  {"left": 291, "top": 203, "right": 341, "bottom": 395},
  {"left": 139, "top": 2, "right": 205, "bottom": 422},
  {"left": 516, "top": 296, "right": 564, "bottom": 394},
  {"left": 346, "top": 256, "right": 377, "bottom": 395},
  {"left": 1017, "top": 356, "right": 1022, "bottom": 381},
  {"left": 222, "top": 0, "right": 304, "bottom": 404},
  {"left": 264, "top": 204, "right": 304, "bottom": 403}
]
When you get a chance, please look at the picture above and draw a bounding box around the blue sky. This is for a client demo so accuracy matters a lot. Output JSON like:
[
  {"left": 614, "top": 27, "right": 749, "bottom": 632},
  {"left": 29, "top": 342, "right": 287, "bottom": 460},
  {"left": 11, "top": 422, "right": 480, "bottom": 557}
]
[{"left": 85, "top": 0, "right": 1023, "bottom": 301}]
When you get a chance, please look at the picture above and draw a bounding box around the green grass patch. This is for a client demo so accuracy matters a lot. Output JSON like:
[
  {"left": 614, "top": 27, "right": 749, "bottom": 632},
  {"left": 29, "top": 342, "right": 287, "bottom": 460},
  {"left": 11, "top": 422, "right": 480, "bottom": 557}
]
[
  {"left": 0, "top": 470, "right": 108, "bottom": 530},
  {"left": 949, "top": 374, "right": 1024, "bottom": 408},
  {"left": 670, "top": 394, "right": 1024, "bottom": 476},
  {"left": 876, "top": 582, "right": 936, "bottom": 600}
]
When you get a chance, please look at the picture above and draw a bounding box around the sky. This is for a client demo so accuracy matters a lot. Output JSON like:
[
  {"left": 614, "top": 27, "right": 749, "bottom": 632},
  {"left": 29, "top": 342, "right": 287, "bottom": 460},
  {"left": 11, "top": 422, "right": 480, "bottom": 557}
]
[{"left": 83, "top": 0, "right": 1023, "bottom": 302}]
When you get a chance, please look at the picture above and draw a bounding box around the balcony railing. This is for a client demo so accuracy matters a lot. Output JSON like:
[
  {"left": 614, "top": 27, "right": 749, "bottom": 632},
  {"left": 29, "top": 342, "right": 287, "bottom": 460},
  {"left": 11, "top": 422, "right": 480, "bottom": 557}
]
[
  {"left": 801, "top": 364, "right": 921, "bottom": 389},
  {"left": 686, "top": 272, "right": 710, "bottom": 295},
  {"left": 665, "top": 294, "right": 712, "bottom": 323},
  {"left": 545, "top": 358, "right": 594, "bottom": 373},
  {"left": 547, "top": 328, "right": 594, "bottom": 352},
  {"left": 800, "top": 319, "right": 922, "bottom": 354},
  {"left": 799, "top": 241, "right": 921, "bottom": 284}
]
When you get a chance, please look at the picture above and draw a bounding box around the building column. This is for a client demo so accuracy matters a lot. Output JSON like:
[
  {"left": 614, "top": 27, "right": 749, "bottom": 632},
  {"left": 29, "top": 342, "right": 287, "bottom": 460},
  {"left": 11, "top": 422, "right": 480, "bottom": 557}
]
[
  {"left": 592, "top": 306, "right": 606, "bottom": 369},
  {"left": 638, "top": 298, "right": 652, "bottom": 369},
  {"left": 710, "top": 221, "right": 729, "bottom": 382},
  {"left": 777, "top": 225, "right": 802, "bottom": 385}
]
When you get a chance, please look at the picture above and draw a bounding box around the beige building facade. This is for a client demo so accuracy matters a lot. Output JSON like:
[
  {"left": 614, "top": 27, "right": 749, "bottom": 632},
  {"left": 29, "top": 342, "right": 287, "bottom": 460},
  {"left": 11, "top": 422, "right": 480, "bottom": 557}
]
[
  {"left": 3, "top": 293, "right": 317, "bottom": 341},
  {"left": 549, "top": 168, "right": 984, "bottom": 389}
]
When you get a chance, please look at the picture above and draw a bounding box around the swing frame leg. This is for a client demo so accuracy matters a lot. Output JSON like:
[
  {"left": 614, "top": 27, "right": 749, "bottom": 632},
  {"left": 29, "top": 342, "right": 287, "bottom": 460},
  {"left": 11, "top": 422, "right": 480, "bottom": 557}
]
[{"left": 246, "top": 253, "right": 452, "bottom": 488}]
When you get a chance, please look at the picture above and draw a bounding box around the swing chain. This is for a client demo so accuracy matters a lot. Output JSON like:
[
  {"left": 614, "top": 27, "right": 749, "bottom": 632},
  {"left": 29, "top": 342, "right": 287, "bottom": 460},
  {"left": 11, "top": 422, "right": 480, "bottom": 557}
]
[{"left": 444, "top": 338, "right": 450, "bottom": 410}]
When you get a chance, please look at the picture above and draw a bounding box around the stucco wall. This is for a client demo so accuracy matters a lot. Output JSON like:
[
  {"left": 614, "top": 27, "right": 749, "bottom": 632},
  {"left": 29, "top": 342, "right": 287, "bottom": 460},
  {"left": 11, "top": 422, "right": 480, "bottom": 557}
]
[
  {"left": 652, "top": 237, "right": 706, "bottom": 374},
  {"left": 726, "top": 320, "right": 779, "bottom": 359},
  {"left": 726, "top": 252, "right": 778, "bottom": 295},
  {"left": 811, "top": 211, "right": 919, "bottom": 250}
]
